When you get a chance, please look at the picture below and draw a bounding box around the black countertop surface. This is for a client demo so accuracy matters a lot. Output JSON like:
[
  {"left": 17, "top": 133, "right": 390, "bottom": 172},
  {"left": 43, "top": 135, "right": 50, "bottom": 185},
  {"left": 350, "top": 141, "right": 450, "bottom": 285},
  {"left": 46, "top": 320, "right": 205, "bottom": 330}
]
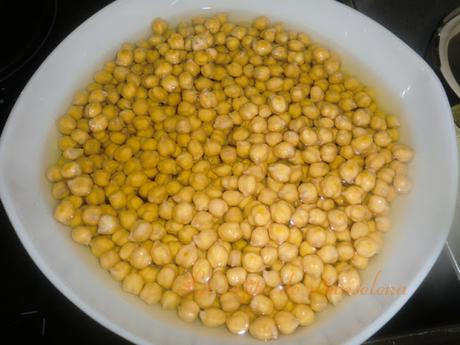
[{"left": 2, "top": 1, "right": 460, "bottom": 344}]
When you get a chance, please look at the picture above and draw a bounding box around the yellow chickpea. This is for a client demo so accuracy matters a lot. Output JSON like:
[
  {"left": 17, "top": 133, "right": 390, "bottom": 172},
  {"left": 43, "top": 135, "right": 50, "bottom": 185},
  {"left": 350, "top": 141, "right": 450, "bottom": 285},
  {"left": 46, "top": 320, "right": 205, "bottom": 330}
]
[
  {"left": 367, "top": 195, "right": 390, "bottom": 215},
  {"left": 268, "top": 223, "right": 290, "bottom": 244},
  {"left": 354, "top": 236, "right": 380, "bottom": 258},
  {"left": 140, "top": 282, "right": 163, "bottom": 305},
  {"left": 207, "top": 243, "right": 229, "bottom": 268},
  {"left": 292, "top": 304, "right": 315, "bottom": 326},
  {"left": 251, "top": 227, "right": 269, "bottom": 247},
  {"left": 130, "top": 246, "right": 152, "bottom": 269},
  {"left": 317, "top": 245, "right": 339, "bottom": 264},
  {"left": 393, "top": 174, "right": 412, "bottom": 193},
  {"left": 274, "top": 311, "right": 300, "bottom": 335},
  {"left": 249, "top": 317, "right": 278, "bottom": 341},
  {"left": 280, "top": 263, "right": 303, "bottom": 285},
  {"left": 249, "top": 204, "right": 271, "bottom": 226},
  {"left": 250, "top": 294, "right": 274, "bottom": 316},
  {"left": 110, "top": 261, "right": 131, "bottom": 281},
  {"left": 392, "top": 144, "right": 414, "bottom": 162},
  {"left": 151, "top": 241, "right": 172, "bottom": 265},
  {"left": 200, "top": 308, "right": 226, "bottom": 327},
  {"left": 269, "top": 200, "right": 292, "bottom": 224},
  {"left": 242, "top": 252, "right": 264, "bottom": 273},
  {"left": 244, "top": 273, "right": 266, "bottom": 296},
  {"left": 226, "top": 311, "right": 250, "bottom": 335},
  {"left": 320, "top": 175, "right": 342, "bottom": 199},
  {"left": 278, "top": 242, "right": 298, "bottom": 262},
  {"left": 177, "top": 299, "right": 200, "bottom": 323},
  {"left": 261, "top": 246, "right": 278, "bottom": 267},
  {"left": 338, "top": 268, "right": 361, "bottom": 295},
  {"left": 175, "top": 243, "right": 198, "bottom": 268},
  {"left": 157, "top": 265, "right": 178, "bottom": 289},
  {"left": 218, "top": 222, "right": 243, "bottom": 242},
  {"left": 161, "top": 291, "right": 181, "bottom": 310},
  {"left": 302, "top": 254, "right": 324, "bottom": 278},
  {"left": 286, "top": 282, "right": 310, "bottom": 304},
  {"left": 172, "top": 272, "right": 195, "bottom": 296},
  {"left": 327, "top": 209, "right": 348, "bottom": 231}
]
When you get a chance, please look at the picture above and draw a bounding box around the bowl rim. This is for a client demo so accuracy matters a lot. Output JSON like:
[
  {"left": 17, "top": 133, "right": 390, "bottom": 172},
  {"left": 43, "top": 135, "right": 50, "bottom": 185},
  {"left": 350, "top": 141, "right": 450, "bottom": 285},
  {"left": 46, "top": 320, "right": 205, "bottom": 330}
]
[{"left": 0, "top": 0, "right": 457, "bottom": 344}]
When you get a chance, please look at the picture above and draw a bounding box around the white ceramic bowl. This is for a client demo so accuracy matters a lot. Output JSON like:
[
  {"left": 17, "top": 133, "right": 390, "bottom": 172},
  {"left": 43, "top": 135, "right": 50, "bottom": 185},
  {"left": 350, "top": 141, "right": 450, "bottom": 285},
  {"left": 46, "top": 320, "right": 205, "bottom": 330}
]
[{"left": 0, "top": 0, "right": 457, "bottom": 344}]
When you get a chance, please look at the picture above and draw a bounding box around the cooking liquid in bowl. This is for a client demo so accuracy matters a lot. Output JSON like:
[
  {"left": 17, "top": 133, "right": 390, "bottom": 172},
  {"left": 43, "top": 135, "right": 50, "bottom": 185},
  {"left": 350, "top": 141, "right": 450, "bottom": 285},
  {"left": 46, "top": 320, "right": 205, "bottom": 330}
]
[{"left": 44, "top": 10, "right": 416, "bottom": 339}]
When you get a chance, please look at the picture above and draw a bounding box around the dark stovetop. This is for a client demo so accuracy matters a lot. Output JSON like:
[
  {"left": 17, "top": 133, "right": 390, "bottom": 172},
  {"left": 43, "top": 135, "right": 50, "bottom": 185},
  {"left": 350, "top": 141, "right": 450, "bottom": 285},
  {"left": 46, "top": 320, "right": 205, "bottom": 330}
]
[{"left": 2, "top": 1, "right": 460, "bottom": 344}]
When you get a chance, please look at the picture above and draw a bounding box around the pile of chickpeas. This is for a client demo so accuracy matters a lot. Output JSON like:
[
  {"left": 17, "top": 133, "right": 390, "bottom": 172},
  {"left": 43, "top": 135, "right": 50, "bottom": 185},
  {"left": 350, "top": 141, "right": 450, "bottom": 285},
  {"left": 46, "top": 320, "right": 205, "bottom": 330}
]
[{"left": 47, "top": 14, "right": 414, "bottom": 340}]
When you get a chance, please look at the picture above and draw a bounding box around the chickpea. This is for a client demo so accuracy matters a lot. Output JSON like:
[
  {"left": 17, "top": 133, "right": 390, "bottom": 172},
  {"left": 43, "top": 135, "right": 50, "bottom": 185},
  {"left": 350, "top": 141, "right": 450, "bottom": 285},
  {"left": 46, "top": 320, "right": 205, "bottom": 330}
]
[
  {"left": 129, "top": 221, "right": 152, "bottom": 241},
  {"left": 274, "top": 311, "right": 300, "bottom": 335},
  {"left": 228, "top": 249, "right": 242, "bottom": 267},
  {"left": 242, "top": 252, "right": 264, "bottom": 273},
  {"left": 227, "top": 311, "right": 250, "bottom": 335},
  {"left": 160, "top": 290, "right": 180, "bottom": 310},
  {"left": 225, "top": 266, "right": 246, "bottom": 286},
  {"left": 328, "top": 209, "right": 348, "bottom": 231},
  {"left": 71, "top": 226, "right": 92, "bottom": 245},
  {"left": 99, "top": 249, "right": 120, "bottom": 270},
  {"left": 193, "top": 289, "right": 216, "bottom": 309},
  {"left": 261, "top": 246, "right": 278, "bottom": 266},
  {"left": 355, "top": 236, "right": 380, "bottom": 258},
  {"left": 122, "top": 272, "right": 144, "bottom": 295},
  {"left": 302, "top": 254, "right": 324, "bottom": 278},
  {"left": 250, "top": 227, "right": 269, "bottom": 247},
  {"left": 273, "top": 142, "right": 295, "bottom": 159},
  {"left": 130, "top": 246, "right": 152, "bottom": 269},
  {"left": 280, "top": 263, "right": 303, "bottom": 285},
  {"left": 368, "top": 195, "right": 390, "bottom": 215},
  {"left": 308, "top": 208, "right": 327, "bottom": 225},
  {"left": 278, "top": 242, "right": 298, "bottom": 262},
  {"left": 244, "top": 273, "right": 266, "bottom": 295},
  {"left": 278, "top": 184, "right": 298, "bottom": 202},
  {"left": 250, "top": 204, "right": 271, "bottom": 226},
  {"left": 193, "top": 229, "right": 218, "bottom": 250},
  {"left": 317, "top": 245, "right": 339, "bottom": 264},
  {"left": 223, "top": 190, "right": 244, "bottom": 207},
  {"left": 310, "top": 292, "right": 328, "bottom": 312},
  {"left": 249, "top": 143, "right": 270, "bottom": 164},
  {"left": 200, "top": 308, "right": 226, "bottom": 327},
  {"left": 208, "top": 198, "right": 228, "bottom": 218},
  {"left": 54, "top": 200, "right": 75, "bottom": 224},
  {"left": 289, "top": 207, "right": 308, "bottom": 228},
  {"left": 157, "top": 265, "right": 177, "bottom": 289},
  {"left": 293, "top": 304, "right": 315, "bottom": 326},
  {"left": 250, "top": 294, "right": 274, "bottom": 315},
  {"left": 393, "top": 174, "right": 412, "bottom": 193},
  {"left": 151, "top": 17, "right": 168, "bottom": 34},
  {"left": 286, "top": 282, "right": 310, "bottom": 304},
  {"left": 218, "top": 222, "right": 243, "bottom": 242},
  {"left": 172, "top": 272, "right": 195, "bottom": 296},
  {"left": 269, "top": 200, "right": 292, "bottom": 224},
  {"left": 140, "top": 282, "right": 163, "bottom": 305},
  {"left": 178, "top": 299, "right": 200, "bottom": 323},
  {"left": 110, "top": 261, "right": 131, "bottom": 281},
  {"left": 151, "top": 241, "right": 172, "bottom": 265},
  {"left": 338, "top": 268, "right": 361, "bottom": 295},
  {"left": 392, "top": 144, "right": 414, "bottom": 162},
  {"left": 320, "top": 175, "right": 342, "bottom": 199},
  {"left": 238, "top": 175, "right": 257, "bottom": 196},
  {"left": 268, "top": 223, "right": 290, "bottom": 244},
  {"left": 249, "top": 317, "right": 278, "bottom": 341},
  {"left": 268, "top": 163, "right": 291, "bottom": 183}
]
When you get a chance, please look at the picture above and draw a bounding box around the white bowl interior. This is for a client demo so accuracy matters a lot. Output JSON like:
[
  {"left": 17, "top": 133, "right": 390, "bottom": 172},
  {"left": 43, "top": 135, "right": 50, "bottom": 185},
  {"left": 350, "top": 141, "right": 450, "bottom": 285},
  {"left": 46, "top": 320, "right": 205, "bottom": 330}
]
[{"left": 0, "top": 1, "right": 457, "bottom": 345}]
